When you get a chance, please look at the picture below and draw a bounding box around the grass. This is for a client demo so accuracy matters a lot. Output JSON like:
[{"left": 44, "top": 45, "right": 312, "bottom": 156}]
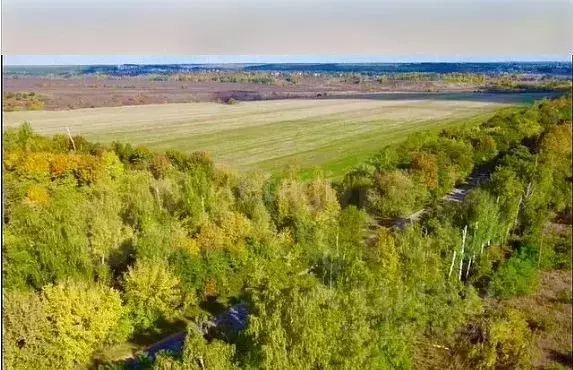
[
  {"left": 3, "top": 93, "right": 543, "bottom": 178},
  {"left": 501, "top": 270, "right": 573, "bottom": 369}
]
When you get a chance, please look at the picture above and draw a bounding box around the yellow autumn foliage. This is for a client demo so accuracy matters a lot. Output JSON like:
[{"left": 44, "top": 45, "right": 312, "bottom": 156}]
[
  {"left": 50, "top": 153, "right": 79, "bottom": 178},
  {"left": 18, "top": 152, "right": 53, "bottom": 179},
  {"left": 2, "top": 150, "right": 22, "bottom": 171},
  {"left": 411, "top": 152, "right": 439, "bottom": 191},
  {"left": 24, "top": 185, "right": 49, "bottom": 205},
  {"left": 305, "top": 178, "right": 340, "bottom": 223}
]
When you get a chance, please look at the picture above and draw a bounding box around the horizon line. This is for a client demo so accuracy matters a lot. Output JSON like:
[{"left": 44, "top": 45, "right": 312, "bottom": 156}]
[
  {"left": 3, "top": 55, "right": 572, "bottom": 66},
  {"left": 4, "top": 62, "right": 571, "bottom": 67}
]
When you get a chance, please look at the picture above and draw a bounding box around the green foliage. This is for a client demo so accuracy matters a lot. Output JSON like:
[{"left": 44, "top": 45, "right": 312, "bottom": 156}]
[
  {"left": 337, "top": 205, "right": 368, "bottom": 247},
  {"left": 4, "top": 187, "right": 96, "bottom": 290},
  {"left": 123, "top": 260, "right": 185, "bottom": 331},
  {"left": 101, "top": 151, "right": 125, "bottom": 179},
  {"left": 367, "top": 169, "right": 429, "bottom": 218},
  {"left": 3, "top": 291, "right": 54, "bottom": 370},
  {"left": 166, "top": 150, "right": 214, "bottom": 174},
  {"left": 2, "top": 94, "right": 570, "bottom": 369},
  {"left": 372, "top": 228, "right": 400, "bottom": 281},
  {"left": 112, "top": 142, "right": 154, "bottom": 169},
  {"left": 452, "top": 307, "right": 533, "bottom": 369},
  {"left": 342, "top": 102, "right": 547, "bottom": 218},
  {"left": 3, "top": 122, "right": 36, "bottom": 151},
  {"left": 491, "top": 247, "right": 539, "bottom": 299},
  {"left": 537, "top": 229, "right": 573, "bottom": 270},
  {"left": 41, "top": 282, "right": 132, "bottom": 367},
  {"left": 462, "top": 189, "right": 504, "bottom": 254},
  {"left": 3, "top": 282, "right": 130, "bottom": 370},
  {"left": 169, "top": 71, "right": 278, "bottom": 85},
  {"left": 153, "top": 326, "right": 239, "bottom": 369},
  {"left": 240, "top": 277, "right": 386, "bottom": 370}
]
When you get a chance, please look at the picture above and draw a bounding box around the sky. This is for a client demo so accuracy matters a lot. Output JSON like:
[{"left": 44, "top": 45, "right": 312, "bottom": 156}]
[{"left": 2, "top": 0, "right": 572, "bottom": 64}]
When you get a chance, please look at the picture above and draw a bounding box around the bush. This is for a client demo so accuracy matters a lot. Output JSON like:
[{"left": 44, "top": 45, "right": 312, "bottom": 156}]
[
  {"left": 166, "top": 150, "right": 214, "bottom": 174},
  {"left": 491, "top": 248, "right": 539, "bottom": 299},
  {"left": 3, "top": 92, "right": 46, "bottom": 111},
  {"left": 367, "top": 170, "right": 429, "bottom": 218},
  {"left": 50, "top": 153, "right": 79, "bottom": 179},
  {"left": 452, "top": 307, "right": 533, "bottom": 369},
  {"left": 74, "top": 155, "right": 105, "bottom": 185},
  {"left": 149, "top": 153, "right": 172, "bottom": 179}
]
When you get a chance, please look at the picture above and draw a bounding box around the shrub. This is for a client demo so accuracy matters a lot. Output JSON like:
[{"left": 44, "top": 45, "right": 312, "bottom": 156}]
[
  {"left": 149, "top": 153, "right": 172, "bottom": 179},
  {"left": 166, "top": 150, "right": 214, "bottom": 174},
  {"left": 3, "top": 92, "right": 46, "bottom": 111},
  {"left": 24, "top": 185, "right": 50, "bottom": 206},
  {"left": 452, "top": 307, "right": 533, "bottom": 369},
  {"left": 410, "top": 152, "right": 439, "bottom": 191},
  {"left": 491, "top": 249, "right": 539, "bottom": 299},
  {"left": 18, "top": 152, "right": 52, "bottom": 180},
  {"left": 74, "top": 155, "right": 105, "bottom": 185},
  {"left": 101, "top": 151, "right": 124, "bottom": 179},
  {"left": 367, "top": 170, "right": 429, "bottom": 218},
  {"left": 49, "top": 153, "right": 80, "bottom": 180}
]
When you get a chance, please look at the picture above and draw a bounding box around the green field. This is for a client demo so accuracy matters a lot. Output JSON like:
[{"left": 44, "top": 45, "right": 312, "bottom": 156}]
[{"left": 3, "top": 94, "right": 540, "bottom": 178}]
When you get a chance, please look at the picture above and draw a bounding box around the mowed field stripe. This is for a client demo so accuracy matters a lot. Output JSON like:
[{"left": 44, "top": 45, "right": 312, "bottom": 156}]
[
  {"left": 265, "top": 113, "right": 497, "bottom": 178},
  {"left": 3, "top": 96, "right": 528, "bottom": 176}
]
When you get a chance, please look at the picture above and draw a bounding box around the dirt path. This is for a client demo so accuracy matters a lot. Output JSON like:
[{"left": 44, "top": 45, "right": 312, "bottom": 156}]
[
  {"left": 122, "top": 304, "right": 248, "bottom": 367},
  {"left": 393, "top": 170, "right": 491, "bottom": 230}
]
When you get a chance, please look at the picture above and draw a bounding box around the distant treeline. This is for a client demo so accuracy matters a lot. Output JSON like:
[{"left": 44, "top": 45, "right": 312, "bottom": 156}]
[
  {"left": 4, "top": 62, "right": 572, "bottom": 78},
  {"left": 243, "top": 62, "right": 573, "bottom": 76}
]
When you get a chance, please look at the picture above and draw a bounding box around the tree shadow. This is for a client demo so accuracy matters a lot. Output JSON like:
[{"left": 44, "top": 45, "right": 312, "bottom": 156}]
[
  {"left": 108, "top": 238, "right": 136, "bottom": 288},
  {"left": 199, "top": 296, "right": 227, "bottom": 316},
  {"left": 91, "top": 317, "right": 187, "bottom": 370},
  {"left": 547, "top": 349, "right": 573, "bottom": 367},
  {"left": 130, "top": 317, "right": 188, "bottom": 347}
]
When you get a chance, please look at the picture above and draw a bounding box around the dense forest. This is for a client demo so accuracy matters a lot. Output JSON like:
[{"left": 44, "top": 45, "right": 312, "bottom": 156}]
[{"left": 2, "top": 93, "right": 572, "bottom": 369}]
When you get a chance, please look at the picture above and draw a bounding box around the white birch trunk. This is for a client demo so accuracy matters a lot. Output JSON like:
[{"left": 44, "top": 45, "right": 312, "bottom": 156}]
[
  {"left": 507, "top": 196, "right": 523, "bottom": 239},
  {"left": 448, "top": 250, "right": 457, "bottom": 279},
  {"left": 525, "top": 182, "right": 534, "bottom": 200},
  {"left": 459, "top": 225, "right": 467, "bottom": 281},
  {"left": 465, "top": 254, "right": 475, "bottom": 279},
  {"left": 66, "top": 127, "right": 77, "bottom": 151}
]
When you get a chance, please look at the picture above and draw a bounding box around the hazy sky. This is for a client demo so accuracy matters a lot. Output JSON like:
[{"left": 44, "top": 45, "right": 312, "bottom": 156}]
[{"left": 2, "top": 0, "right": 572, "bottom": 64}]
